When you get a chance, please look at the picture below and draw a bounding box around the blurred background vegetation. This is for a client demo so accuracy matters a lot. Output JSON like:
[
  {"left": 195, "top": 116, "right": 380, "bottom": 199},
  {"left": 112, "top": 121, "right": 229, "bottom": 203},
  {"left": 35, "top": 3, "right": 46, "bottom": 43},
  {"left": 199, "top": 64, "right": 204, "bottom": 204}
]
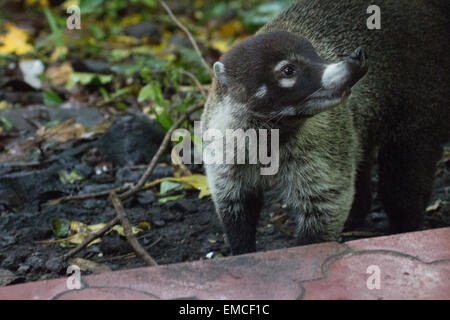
[{"left": 0, "top": 0, "right": 290, "bottom": 135}]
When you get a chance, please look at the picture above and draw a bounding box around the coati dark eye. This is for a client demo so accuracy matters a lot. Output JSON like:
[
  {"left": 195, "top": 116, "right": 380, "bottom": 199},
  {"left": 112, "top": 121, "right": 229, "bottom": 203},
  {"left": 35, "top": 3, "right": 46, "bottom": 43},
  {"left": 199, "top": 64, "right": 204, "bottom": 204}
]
[{"left": 283, "top": 65, "right": 296, "bottom": 76}]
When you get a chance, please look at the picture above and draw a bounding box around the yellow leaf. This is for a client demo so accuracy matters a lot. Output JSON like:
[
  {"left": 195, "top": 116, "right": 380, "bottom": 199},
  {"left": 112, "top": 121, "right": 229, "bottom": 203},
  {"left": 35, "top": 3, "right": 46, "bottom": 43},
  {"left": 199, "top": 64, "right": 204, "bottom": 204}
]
[
  {"left": 218, "top": 20, "right": 242, "bottom": 38},
  {"left": 50, "top": 46, "right": 68, "bottom": 62},
  {"left": 112, "top": 225, "right": 143, "bottom": 237},
  {"left": 138, "top": 221, "right": 151, "bottom": 232},
  {"left": 0, "top": 101, "right": 12, "bottom": 110},
  {"left": 0, "top": 22, "right": 33, "bottom": 55},
  {"left": 210, "top": 40, "right": 231, "bottom": 53},
  {"left": 144, "top": 174, "right": 211, "bottom": 199},
  {"left": 25, "top": 0, "right": 49, "bottom": 7}
]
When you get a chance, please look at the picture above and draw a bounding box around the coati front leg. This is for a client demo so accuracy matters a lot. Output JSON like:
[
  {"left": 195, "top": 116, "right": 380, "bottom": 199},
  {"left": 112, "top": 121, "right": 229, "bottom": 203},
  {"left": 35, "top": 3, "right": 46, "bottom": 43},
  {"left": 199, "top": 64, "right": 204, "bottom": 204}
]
[{"left": 205, "top": 164, "right": 264, "bottom": 254}]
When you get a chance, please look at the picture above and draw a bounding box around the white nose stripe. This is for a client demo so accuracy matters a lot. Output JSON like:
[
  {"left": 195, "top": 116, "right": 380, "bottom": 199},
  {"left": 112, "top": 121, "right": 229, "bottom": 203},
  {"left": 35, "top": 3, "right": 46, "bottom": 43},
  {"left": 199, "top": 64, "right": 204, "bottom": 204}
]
[
  {"left": 279, "top": 78, "right": 296, "bottom": 88},
  {"left": 322, "top": 62, "right": 347, "bottom": 88}
]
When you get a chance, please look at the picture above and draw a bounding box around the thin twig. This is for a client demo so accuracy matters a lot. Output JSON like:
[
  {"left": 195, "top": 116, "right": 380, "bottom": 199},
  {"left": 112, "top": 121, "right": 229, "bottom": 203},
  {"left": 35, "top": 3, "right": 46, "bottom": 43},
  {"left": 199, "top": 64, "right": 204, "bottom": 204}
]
[
  {"left": 97, "top": 236, "right": 163, "bottom": 262},
  {"left": 110, "top": 191, "right": 158, "bottom": 266},
  {"left": 63, "top": 216, "right": 120, "bottom": 261},
  {"left": 43, "top": 185, "right": 131, "bottom": 206},
  {"left": 158, "top": 0, "right": 213, "bottom": 76},
  {"left": 179, "top": 70, "right": 207, "bottom": 97}
]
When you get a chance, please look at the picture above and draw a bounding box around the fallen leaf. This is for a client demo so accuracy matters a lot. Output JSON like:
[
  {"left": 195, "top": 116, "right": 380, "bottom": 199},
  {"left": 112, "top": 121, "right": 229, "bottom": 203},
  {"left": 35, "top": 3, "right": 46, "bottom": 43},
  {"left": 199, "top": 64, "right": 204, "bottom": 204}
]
[
  {"left": 145, "top": 174, "right": 210, "bottom": 198},
  {"left": 426, "top": 199, "right": 441, "bottom": 212},
  {"left": 0, "top": 22, "right": 33, "bottom": 55},
  {"left": 46, "top": 62, "right": 73, "bottom": 85},
  {"left": 36, "top": 119, "right": 86, "bottom": 143},
  {"left": 68, "top": 258, "right": 112, "bottom": 274}
]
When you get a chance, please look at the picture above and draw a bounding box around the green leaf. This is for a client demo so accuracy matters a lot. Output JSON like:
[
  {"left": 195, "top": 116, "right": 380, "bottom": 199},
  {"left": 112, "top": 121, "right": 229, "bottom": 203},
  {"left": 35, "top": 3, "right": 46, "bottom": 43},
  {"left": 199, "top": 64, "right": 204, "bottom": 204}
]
[
  {"left": 43, "top": 8, "right": 64, "bottom": 48},
  {"left": 44, "top": 120, "right": 60, "bottom": 129},
  {"left": 160, "top": 181, "right": 181, "bottom": 195},
  {"left": 158, "top": 194, "right": 183, "bottom": 203},
  {"left": 58, "top": 170, "right": 83, "bottom": 184},
  {"left": 66, "top": 72, "right": 113, "bottom": 90},
  {"left": 50, "top": 218, "right": 70, "bottom": 237},
  {"left": 156, "top": 111, "right": 173, "bottom": 131},
  {"left": 0, "top": 117, "right": 14, "bottom": 131},
  {"left": 43, "top": 91, "right": 62, "bottom": 108},
  {"left": 88, "top": 24, "right": 105, "bottom": 40},
  {"left": 138, "top": 82, "right": 163, "bottom": 104},
  {"left": 108, "top": 49, "right": 131, "bottom": 62}
]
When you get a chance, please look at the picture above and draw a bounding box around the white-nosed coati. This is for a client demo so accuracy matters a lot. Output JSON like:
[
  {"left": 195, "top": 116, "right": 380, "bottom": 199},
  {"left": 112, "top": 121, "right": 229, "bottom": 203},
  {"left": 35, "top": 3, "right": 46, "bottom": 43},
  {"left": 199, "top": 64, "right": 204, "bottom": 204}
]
[{"left": 201, "top": 0, "right": 450, "bottom": 254}]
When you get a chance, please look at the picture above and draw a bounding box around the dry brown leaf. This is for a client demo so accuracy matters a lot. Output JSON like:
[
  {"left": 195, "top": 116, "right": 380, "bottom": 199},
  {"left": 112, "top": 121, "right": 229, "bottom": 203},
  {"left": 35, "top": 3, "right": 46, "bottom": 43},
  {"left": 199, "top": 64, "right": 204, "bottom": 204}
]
[
  {"left": 46, "top": 62, "right": 73, "bottom": 85},
  {"left": 36, "top": 119, "right": 85, "bottom": 143},
  {"left": 68, "top": 258, "right": 112, "bottom": 274}
]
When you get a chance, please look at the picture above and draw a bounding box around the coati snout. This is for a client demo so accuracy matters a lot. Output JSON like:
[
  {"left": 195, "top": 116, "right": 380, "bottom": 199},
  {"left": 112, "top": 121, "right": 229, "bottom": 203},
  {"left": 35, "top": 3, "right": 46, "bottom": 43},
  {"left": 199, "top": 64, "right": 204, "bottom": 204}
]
[{"left": 213, "top": 32, "right": 368, "bottom": 119}]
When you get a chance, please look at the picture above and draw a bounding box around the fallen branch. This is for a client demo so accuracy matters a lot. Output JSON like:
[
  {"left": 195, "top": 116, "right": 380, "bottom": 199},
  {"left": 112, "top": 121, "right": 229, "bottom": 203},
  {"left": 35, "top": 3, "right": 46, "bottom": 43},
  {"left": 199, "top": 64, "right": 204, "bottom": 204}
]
[
  {"left": 97, "top": 236, "right": 163, "bottom": 262},
  {"left": 63, "top": 216, "right": 120, "bottom": 261},
  {"left": 110, "top": 191, "right": 158, "bottom": 266},
  {"left": 43, "top": 185, "right": 131, "bottom": 206},
  {"left": 158, "top": 0, "right": 213, "bottom": 76}
]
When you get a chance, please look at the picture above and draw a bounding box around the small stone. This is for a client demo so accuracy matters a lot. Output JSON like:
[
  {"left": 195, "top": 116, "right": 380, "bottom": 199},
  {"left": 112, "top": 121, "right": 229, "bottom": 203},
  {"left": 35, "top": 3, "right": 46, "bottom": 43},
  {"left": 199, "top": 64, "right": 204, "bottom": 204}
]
[
  {"left": 45, "top": 256, "right": 65, "bottom": 274},
  {"left": 17, "top": 264, "right": 31, "bottom": 274},
  {"left": 137, "top": 192, "right": 156, "bottom": 205}
]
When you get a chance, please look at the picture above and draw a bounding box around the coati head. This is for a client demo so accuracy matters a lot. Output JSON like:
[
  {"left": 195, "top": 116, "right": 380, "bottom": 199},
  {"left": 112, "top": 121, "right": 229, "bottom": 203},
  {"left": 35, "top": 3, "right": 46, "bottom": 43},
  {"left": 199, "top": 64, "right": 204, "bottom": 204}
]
[{"left": 213, "top": 31, "right": 368, "bottom": 124}]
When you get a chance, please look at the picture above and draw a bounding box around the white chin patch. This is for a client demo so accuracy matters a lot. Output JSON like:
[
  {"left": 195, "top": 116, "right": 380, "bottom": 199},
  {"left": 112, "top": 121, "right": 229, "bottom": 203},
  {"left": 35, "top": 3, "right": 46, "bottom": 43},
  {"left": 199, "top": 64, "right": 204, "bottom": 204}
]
[
  {"left": 322, "top": 62, "right": 348, "bottom": 88},
  {"left": 279, "top": 78, "right": 296, "bottom": 88},
  {"left": 254, "top": 84, "right": 267, "bottom": 98}
]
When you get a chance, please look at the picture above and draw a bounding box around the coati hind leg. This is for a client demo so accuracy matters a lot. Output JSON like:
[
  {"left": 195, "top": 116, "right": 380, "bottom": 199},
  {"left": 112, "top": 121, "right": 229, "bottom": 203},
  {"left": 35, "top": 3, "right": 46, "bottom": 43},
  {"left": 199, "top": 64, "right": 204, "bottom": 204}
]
[
  {"left": 344, "top": 150, "right": 375, "bottom": 231},
  {"left": 377, "top": 138, "right": 442, "bottom": 233}
]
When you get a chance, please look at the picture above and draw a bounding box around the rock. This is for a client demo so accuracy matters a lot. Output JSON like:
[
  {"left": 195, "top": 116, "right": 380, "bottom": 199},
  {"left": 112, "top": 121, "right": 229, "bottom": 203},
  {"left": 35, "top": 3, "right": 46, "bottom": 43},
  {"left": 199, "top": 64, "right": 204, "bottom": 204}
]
[
  {"left": 0, "top": 269, "right": 18, "bottom": 286},
  {"left": 49, "top": 107, "right": 105, "bottom": 128},
  {"left": 137, "top": 191, "right": 156, "bottom": 205},
  {"left": 17, "top": 264, "right": 31, "bottom": 274},
  {"left": 82, "top": 199, "right": 107, "bottom": 210},
  {"left": 97, "top": 115, "right": 165, "bottom": 167},
  {"left": 168, "top": 199, "right": 198, "bottom": 213},
  {"left": 152, "top": 218, "right": 166, "bottom": 227},
  {"left": 74, "top": 163, "right": 94, "bottom": 178},
  {"left": 45, "top": 256, "right": 65, "bottom": 274},
  {"left": 116, "top": 168, "right": 144, "bottom": 184},
  {"left": 0, "top": 170, "right": 66, "bottom": 211},
  {"left": 26, "top": 254, "right": 44, "bottom": 271},
  {"left": 90, "top": 173, "right": 115, "bottom": 184},
  {"left": 123, "top": 22, "right": 161, "bottom": 43},
  {"left": 71, "top": 60, "right": 110, "bottom": 74}
]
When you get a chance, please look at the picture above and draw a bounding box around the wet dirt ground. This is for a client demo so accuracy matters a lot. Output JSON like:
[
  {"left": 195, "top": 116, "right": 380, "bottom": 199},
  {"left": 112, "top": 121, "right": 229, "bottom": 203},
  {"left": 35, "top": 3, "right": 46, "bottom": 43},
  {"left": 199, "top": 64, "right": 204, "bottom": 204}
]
[{"left": 0, "top": 114, "right": 448, "bottom": 285}]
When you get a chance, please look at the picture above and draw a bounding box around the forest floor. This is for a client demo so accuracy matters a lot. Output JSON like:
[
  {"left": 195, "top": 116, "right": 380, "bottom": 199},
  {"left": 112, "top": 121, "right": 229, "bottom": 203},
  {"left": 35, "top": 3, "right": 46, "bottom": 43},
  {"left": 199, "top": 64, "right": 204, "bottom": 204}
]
[{"left": 0, "top": 108, "right": 448, "bottom": 285}]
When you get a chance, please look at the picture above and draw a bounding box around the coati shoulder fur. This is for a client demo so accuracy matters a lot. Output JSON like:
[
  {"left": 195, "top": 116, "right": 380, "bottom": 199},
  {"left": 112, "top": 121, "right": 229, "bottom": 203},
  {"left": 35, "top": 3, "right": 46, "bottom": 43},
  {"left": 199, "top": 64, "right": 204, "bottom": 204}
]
[{"left": 201, "top": 0, "right": 450, "bottom": 254}]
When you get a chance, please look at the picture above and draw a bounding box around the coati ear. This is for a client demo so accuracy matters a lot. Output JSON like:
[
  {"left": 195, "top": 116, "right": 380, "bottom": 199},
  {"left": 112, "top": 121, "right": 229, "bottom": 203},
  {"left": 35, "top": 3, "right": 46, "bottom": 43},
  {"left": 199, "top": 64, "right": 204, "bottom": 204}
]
[{"left": 213, "top": 62, "right": 227, "bottom": 86}]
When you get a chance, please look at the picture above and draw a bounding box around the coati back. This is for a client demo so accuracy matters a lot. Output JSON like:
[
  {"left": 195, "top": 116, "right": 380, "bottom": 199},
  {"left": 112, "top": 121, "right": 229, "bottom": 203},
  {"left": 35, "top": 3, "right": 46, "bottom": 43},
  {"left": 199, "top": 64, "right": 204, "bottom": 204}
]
[{"left": 201, "top": 0, "right": 450, "bottom": 254}]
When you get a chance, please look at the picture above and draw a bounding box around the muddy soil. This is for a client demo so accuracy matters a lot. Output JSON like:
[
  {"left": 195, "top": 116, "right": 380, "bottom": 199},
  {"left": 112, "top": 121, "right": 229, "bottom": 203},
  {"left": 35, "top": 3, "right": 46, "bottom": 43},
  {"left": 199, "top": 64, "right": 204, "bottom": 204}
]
[{"left": 0, "top": 114, "right": 448, "bottom": 285}]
